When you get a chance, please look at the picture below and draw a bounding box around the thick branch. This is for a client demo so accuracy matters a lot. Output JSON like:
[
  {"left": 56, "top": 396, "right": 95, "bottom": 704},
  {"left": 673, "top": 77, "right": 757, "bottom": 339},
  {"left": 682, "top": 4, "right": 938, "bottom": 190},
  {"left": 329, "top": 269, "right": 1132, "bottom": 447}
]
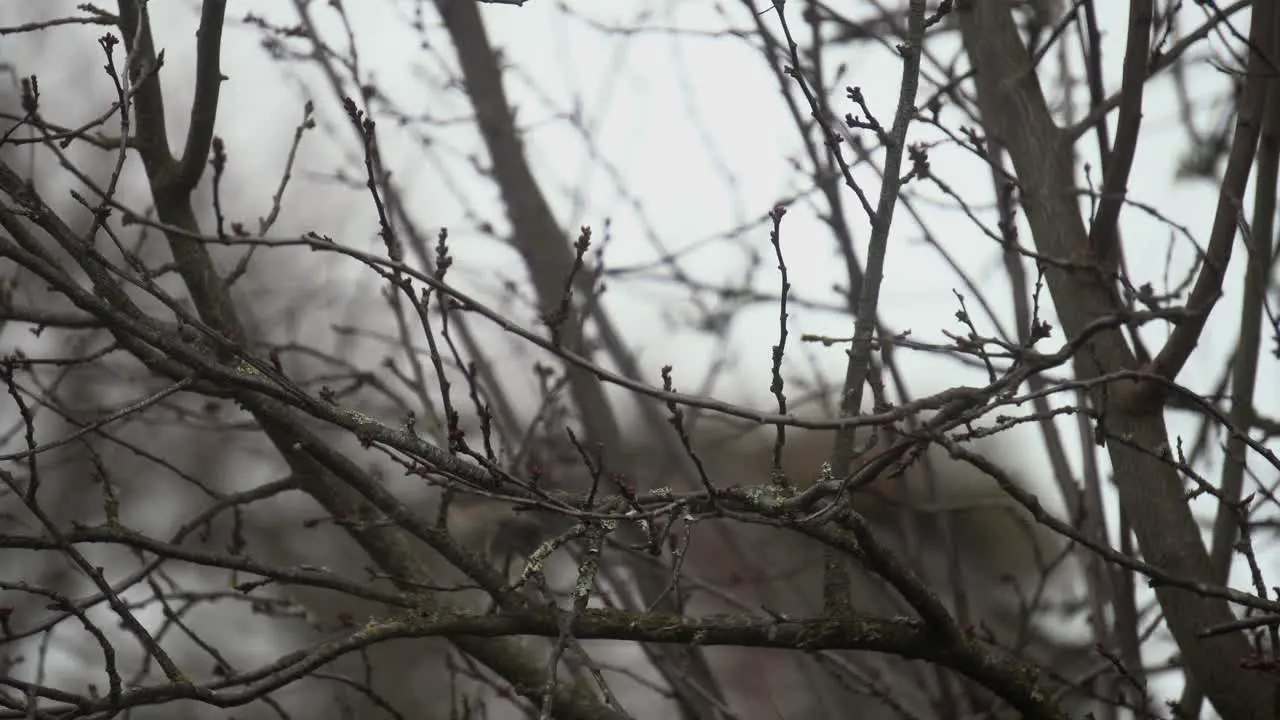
[
  {"left": 1209, "top": 47, "right": 1280, "bottom": 583},
  {"left": 366, "top": 606, "right": 1070, "bottom": 720},
  {"left": 820, "top": 0, "right": 926, "bottom": 615},
  {"left": 117, "top": 0, "right": 243, "bottom": 337},
  {"left": 955, "top": 2, "right": 1273, "bottom": 717},
  {"left": 1147, "top": 3, "right": 1275, "bottom": 391},
  {"left": 1085, "top": 0, "right": 1152, "bottom": 274},
  {"left": 174, "top": 0, "right": 226, "bottom": 193},
  {"left": 432, "top": 0, "right": 622, "bottom": 454},
  {"left": 92, "top": 5, "right": 638, "bottom": 717},
  {"left": 431, "top": 2, "right": 728, "bottom": 715}
]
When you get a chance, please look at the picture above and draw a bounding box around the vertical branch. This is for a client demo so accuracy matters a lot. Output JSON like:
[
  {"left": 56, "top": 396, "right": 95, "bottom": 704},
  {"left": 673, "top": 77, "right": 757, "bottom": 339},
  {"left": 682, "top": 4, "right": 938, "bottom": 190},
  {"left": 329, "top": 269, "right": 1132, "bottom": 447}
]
[
  {"left": 173, "top": 0, "right": 226, "bottom": 193},
  {"left": 824, "top": 0, "right": 928, "bottom": 615},
  {"left": 105, "top": 4, "right": 635, "bottom": 718},
  {"left": 431, "top": 0, "right": 622, "bottom": 457},
  {"left": 1146, "top": 4, "right": 1274, "bottom": 390},
  {"left": 956, "top": 1, "right": 1275, "bottom": 717},
  {"left": 114, "top": 0, "right": 175, "bottom": 179},
  {"left": 431, "top": 2, "right": 728, "bottom": 715},
  {"left": 1087, "top": 0, "right": 1153, "bottom": 278},
  {"left": 116, "top": 0, "right": 243, "bottom": 339},
  {"left": 1209, "top": 62, "right": 1280, "bottom": 583}
]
